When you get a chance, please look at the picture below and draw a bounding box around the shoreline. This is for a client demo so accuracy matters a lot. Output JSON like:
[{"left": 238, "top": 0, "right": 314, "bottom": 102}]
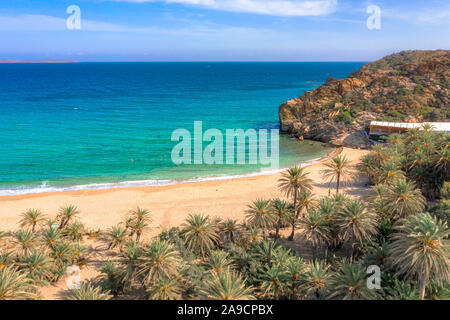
[
  {"left": 0, "top": 147, "right": 364, "bottom": 233},
  {"left": 0, "top": 146, "right": 339, "bottom": 197}
]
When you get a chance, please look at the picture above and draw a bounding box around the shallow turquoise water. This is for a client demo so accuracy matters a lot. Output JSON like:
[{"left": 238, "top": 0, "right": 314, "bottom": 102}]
[{"left": 0, "top": 62, "right": 363, "bottom": 194}]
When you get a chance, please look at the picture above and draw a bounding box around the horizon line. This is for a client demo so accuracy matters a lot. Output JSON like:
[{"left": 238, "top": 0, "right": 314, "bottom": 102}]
[{"left": 0, "top": 59, "right": 370, "bottom": 63}]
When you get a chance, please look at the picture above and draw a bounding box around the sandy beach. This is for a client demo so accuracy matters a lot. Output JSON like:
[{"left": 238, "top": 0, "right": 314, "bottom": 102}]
[
  {"left": 0, "top": 148, "right": 369, "bottom": 233},
  {"left": 0, "top": 147, "right": 370, "bottom": 299}
]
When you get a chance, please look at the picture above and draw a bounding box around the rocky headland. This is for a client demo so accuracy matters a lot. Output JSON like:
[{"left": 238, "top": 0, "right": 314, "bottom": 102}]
[{"left": 279, "top": 50, "right": 449, "bottom": 148}]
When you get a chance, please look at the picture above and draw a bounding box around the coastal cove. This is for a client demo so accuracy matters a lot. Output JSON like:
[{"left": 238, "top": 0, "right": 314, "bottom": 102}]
[
  {"left": 0, "top": 46, "right": 448, "bottom": 300},
  {"left": 0, "top": 0, "right": 447, "bottom": 301}
]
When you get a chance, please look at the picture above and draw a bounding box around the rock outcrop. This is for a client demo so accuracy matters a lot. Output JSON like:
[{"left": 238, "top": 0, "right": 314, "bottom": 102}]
[{"left": 279, "top": 50, "right": 450, "bottom": 148}]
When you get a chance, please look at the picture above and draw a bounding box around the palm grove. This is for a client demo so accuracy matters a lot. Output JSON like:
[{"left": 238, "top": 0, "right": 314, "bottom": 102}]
[{"left": 0, "top": 127, "right": 448, "bottom": 300}]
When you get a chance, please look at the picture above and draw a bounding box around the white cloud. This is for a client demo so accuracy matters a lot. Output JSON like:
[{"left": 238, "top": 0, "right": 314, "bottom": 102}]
[
  {"left": 0, "top": 14, "right": 67, "bottom": 31},
  {"left": 0, "top": 14, "right": 195, "bottom": 34},
  {"left": 417, "top": 9, "right": 450, "bottom": 24},
  {"left": 114, "top": 0, "right": 338, "bottom": 16},
  {"left": 377, "top": 3, "right": 450, "bottom": 26},
  {"left": 0, "top": 13, "right": 283, "bottom": 38}
]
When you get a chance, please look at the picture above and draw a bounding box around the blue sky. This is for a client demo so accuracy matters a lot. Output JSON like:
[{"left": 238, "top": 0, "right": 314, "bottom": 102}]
[{"left": 0, "top": 0, "right": 448, "bottom": 61}]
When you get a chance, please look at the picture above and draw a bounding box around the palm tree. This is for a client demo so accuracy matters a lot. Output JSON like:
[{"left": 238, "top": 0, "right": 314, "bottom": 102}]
[
  {"left": 421, "top": 123, "right": 435, "bottom": 132},
  {"left": 221, "top": 219, "right": 239, "bottom": 243},
  {"left": 58, "top": 205, "right": 80, "bottom": 229},
  {"left": 98, "top": 262, "right": 129, "bottom": 297},
  {"left": 64, "top": 222, "right": 85, "bottom": 241},
  {"left": 70, "top": 282, "right": 112, "bottom": 300},
  {"left": 286, "top": 257, "right": 305, "bottom": 299},
  {"left": 246, "top": 226, "right": 262, "bottom": 244},
  {"left": 129, "top": 207, "right": 152, "bottom": 223},
  {"left": 107, "top": 225, "right": 127, "bottom": 250},
  {"left": 253, "top": 240, "right": 281, "bottom": 266},
  {"left": 129, "top": 219, "right": 148, "bottom": 242},
  {"left": 370, "top": 184, "right": 390, "bottom": 218},
  {"left": 147, "top": 277, "right": 182, "bottom": 300},
  {"left": 204, "top": 250, "right": 235, "bottom": 274},
  {"left": 327, "top": 261, "right": 376, "bottom": 300},
  {"left": 387, "top": 133, "right": 404, "bottom": 147},
  {"left": 298, "top": 209, "right": 330, "bottom": 261},
  {"left": 300, "top": 260, "right": 330, "bottom": 299},
  {"left": 360, "top": 154, "right": 379, "bottom": 184},
  {"left": 272, "top": 245, "right": 293, "bottom": 268},
  {"left": 124, "top": 208, "right": 152, "bottom": 242},
  {"left": 378, "top": 161, "right": 405, "bottom": 185},
  {"left": 181, "top": 214, "right": 220, "bottom": 258},
  {"left": 426, "top": 278, "right": 450, "bottom": 300},
  {"left": 51, "top": 242, "right": 75, "bottom": 267},
  {"left": 384, "top": 179, "right": 426, "bottom": 220},
  {"left": 390, "top": 213, "right": 450, "bottom": 300},
  {"left": 270, "top": 199, "right": 290, "bottom": 241},
  {"left": 120, "top": 240, "right": 142, "bottom": 283},
  {"left": 279, "top": 166, "right": 313, "bottom": 230},
  {"left": 384, "top": 279, "right": 419, "bottom": 300},
  {"left": 0, "top": 266, "right": 36, "bottom": 300},
  {"left": 18, "top": 250, "right": 55, "bottom": 283},
  {"left": 372, "top": 144, "right": 389, "bottom": 164},
  {"left": 336, "top": 200, "right": 377, "bottom": 261},
  {"left": 227, "top": 243, "right": 256, "bottom": 274},
  {"left": 13, "top": 230, "right": 37, "bottom": 255},
  {"left": 287, "top": 190, "right": 315, "bottom": 241},
  {"left": 73, "top": 243, "right": 88, "bottom": 267},
  {"left": 317, "top": 197, "right": 339, "bottom": 249},
  {"left": 19, "top": 209, "right": 46, "bottom": 232},
  {"left": 0, "top": 251, "right": 14, "bottom": 270},
  {"left": 245, "top": 199, "right": 273, "bottom": 239},
  {"left": 321, "top": 155, "right": 352, "bottom": 193},
  {"left": 42, "top": 227, "right": 61, "bottom": 250},
  {"left": 435, "top": 147, "right": 449, "bottom": 177},
  {"left": 200, "top": 269, "right": 255, "bottom": 300},
  {"left": 136, "top": 239, "right": 181, "bottom": 286},
  {"left": 317, "top": 197, "right": 336, "bottom": 219},
  {"left": 364, "top": 240, "right": 390, "bottom": 268},
  {"left": 331, "top": 192, "right": 348, "bottom": 209},
  {"left": 409, "top": 148, "right": 427, "bottom": 171},
  {"left": 259, "top": 265, "right": 288, "bottom": 299}
]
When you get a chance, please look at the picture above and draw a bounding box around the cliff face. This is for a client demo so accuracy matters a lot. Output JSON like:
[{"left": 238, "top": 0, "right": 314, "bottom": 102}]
[{"left": 279, "top": 50, "right": 450, "bottom": 148}]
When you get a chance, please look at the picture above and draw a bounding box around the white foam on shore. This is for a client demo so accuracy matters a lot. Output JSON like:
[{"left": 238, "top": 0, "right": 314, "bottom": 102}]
[{"left": 0, "top": 157, "right": 324, "bottom": 196}]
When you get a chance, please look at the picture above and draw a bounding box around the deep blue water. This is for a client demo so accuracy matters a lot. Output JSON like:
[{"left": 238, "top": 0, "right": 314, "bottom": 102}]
[{"left": 0, "top": 62, "right": 364, "bottom": 195}]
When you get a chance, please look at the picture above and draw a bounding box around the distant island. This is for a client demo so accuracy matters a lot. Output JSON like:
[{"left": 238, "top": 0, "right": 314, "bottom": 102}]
[{"left": 0, "top": 59, "right": 77, "bottom": 63}]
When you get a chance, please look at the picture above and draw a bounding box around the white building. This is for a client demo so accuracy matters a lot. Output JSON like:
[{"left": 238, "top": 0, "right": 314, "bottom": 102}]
[{"left": 369, "top": 121, "right": 450, "bottom": 135}]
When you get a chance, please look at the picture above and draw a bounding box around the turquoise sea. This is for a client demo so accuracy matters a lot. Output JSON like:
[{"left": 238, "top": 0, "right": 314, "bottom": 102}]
[{"left": 0, "top": 62, "right": 364, "bottom": 195}]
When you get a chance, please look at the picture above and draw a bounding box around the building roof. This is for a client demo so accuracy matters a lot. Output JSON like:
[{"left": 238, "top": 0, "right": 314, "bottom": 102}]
[{"left": 370, "top": 121, "right": 450, "bottom": 132}]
